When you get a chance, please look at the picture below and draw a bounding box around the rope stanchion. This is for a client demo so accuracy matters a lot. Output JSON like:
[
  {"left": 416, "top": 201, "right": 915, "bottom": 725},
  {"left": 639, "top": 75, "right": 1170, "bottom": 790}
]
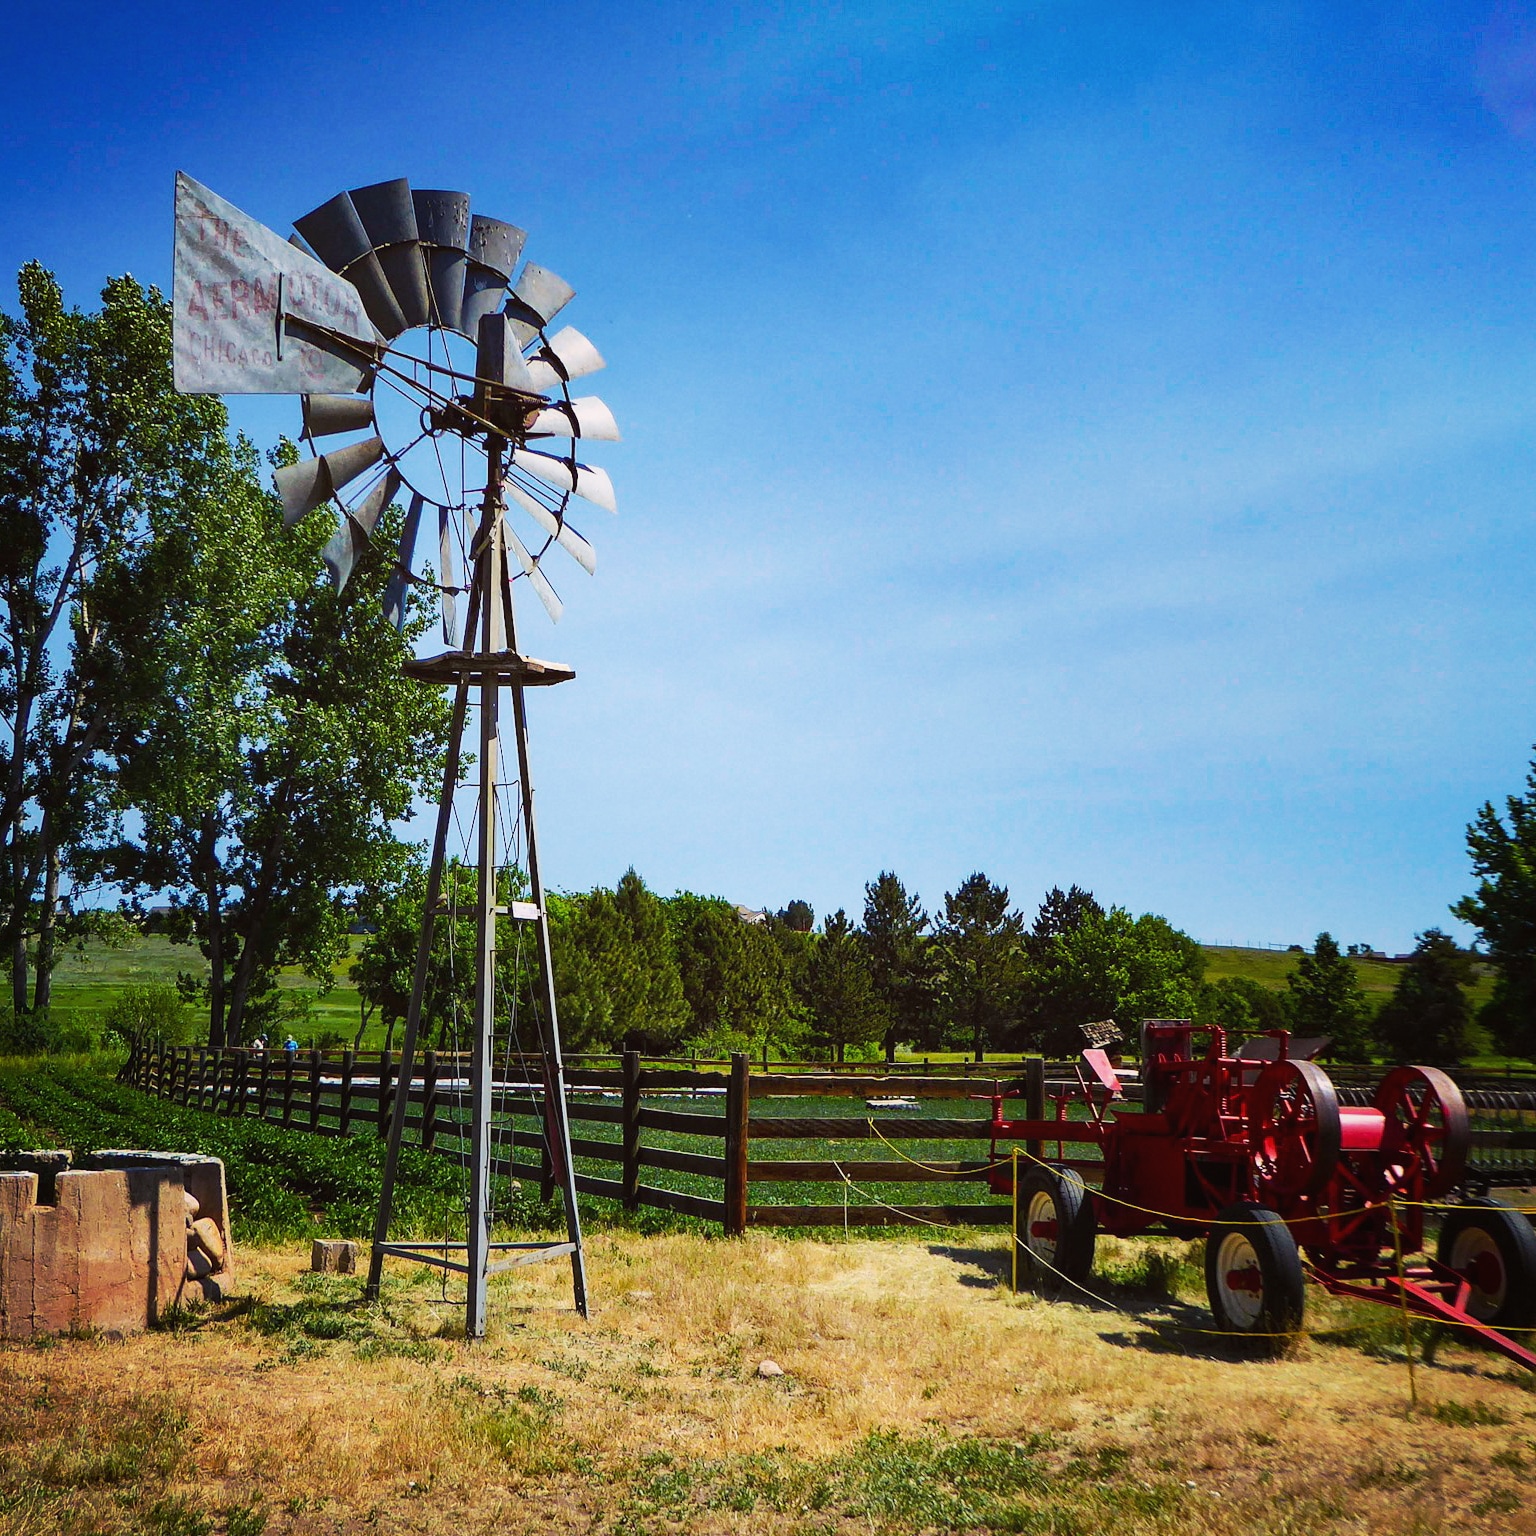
[
  {"left": 1011, "top": 1148, "right": 1019, "bottom": 1294},
  {"left": 1389, "top": 1198, "right": 1419, "bottom": 1410}
]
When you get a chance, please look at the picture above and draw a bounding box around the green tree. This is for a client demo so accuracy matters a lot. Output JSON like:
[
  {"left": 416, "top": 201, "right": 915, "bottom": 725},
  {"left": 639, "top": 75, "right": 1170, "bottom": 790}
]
[
  {"left": 805, "top": 908, "right": 887, "bottom": 1062},
  {"left": 668, "top": 892, "right": 799, "bottom": 1058},
  {"left": 1022, "top": 906, "right": 1203, "bottom": 1056},
  {"left": 1283, "top": 932, "right": 1372, "bottom": 1062},
  {"left": 547, "top": 870, "right": 689, "bottom": 1054},
  {"left": 1373, "top": 929, "right": 1473, "bottom": 1066},
  {"left": 0, "top": 265, "right": 237, "bottom": 1015},
  {"left": 1454, "top": 757, "right": 1536, "bottom": 1058},
  {"left": 858, "top": 870, "right": 931, "bottom": 1062},
  {"left": 85, "top": 410, "right": 450, "bottom": 1045},
  {"left": 1194, "top": 975, "right": 1286, "bottom": 1038},
  {"left": 932, "top": 873, "right": 1024, "bottom": 1061}
]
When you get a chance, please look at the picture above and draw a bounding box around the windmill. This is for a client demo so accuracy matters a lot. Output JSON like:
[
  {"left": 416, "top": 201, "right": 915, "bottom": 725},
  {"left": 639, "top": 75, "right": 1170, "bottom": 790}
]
[{"left": 172, "top": 172, "right": 619, "bottom": 1332}]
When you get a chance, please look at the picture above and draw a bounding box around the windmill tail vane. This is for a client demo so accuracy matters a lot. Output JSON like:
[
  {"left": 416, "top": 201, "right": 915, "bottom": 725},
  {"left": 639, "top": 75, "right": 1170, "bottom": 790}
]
[{"left": 171, "top": 171, "right": 619, "bottom": 1332}]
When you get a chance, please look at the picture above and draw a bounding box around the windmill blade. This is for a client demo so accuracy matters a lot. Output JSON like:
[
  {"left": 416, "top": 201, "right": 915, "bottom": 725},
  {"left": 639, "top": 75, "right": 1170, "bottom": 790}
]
[
  {"left": 398, "top": 490, "right": 426, "bottom": 572},
  {"left": 507, "top": 526, "right": 564, "bottom": 624},
  {"left": 173, "top": 172, "right": 372, "bottom": 395},
  {"left": 274, "top": 436, "right": 385, "bottom": 525},
  {"left": 380, "top": 491, "right": 426, "bottom": 629},
  {"left": 525, "top": 397, "right": 621, "bottom": 442},
  {"left": 509, "top": 263, "right": 575, "bottom": 328},
  {"left": 505, "top": 480, "right": 596, "bottom": 575},
  {"left": 294, "top": 190, "right": 372, "bottom": 270},
  {"left": 293, "top": 189, "right": 407, "bottom": 338},
  {"left": 343, "top": 465, "right": 401, "bottom": 539},
  {"left": 321, "top": 515, "right": 368, "bottom": 591},
  {"left": 350, "top": 178, "right": 431, "bottom": 328},
  {"left": 525, "top": 326, "right": 606, "bottom": 391},
  {"left": 476, "top": 314, "right": 539, "bottom": 395},
  {"left": 439, "top": 504, "right": 458, "bottom": 645},
  {"left": 412, "top": 189, "right": 470, "bottom": 333},
  {"left": 461, "top": 215, "right": 527, "bottom": 337},
  {"left": 301, "top": 394, "right": 374, "bottom": 438},
  {"left": 382, "top": 564, "right": 411, "bottom": 631},
  {"left": 512, "top": 447, "right": 617, "bottom": 513}
]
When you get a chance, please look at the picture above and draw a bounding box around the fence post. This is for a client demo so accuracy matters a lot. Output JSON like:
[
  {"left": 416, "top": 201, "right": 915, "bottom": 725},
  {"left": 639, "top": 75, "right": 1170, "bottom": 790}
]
[
  {"left": 1025, "top": 1056, "right": 1045, "bottom": 1166},
  {"left": 257, "top": 1052, "right": 272, "bottom": 1119},
  {"left": 622, "top": 1049, "right": 642, "bottom": 1213},
  {"left": 339, "top": 1049, "right": 355, "bottom": 1137},
  {"left": 308, "top": 1049, "right": 322, "bottom": 1132},
  {"left": 282, "top": 1052, "right": 295, "bottom": 1127},
  {"left": 422, "top": 1048, "right": 439, "bottom": 1150},
  {"left": 724, "top": 1052, "right": 750, "bottom": 1237},
  {"left": 377, "top": 1048, "right": 393, "bottom": 1139},
  {"left": 232, "top": 1049, "right": 249, "bottom": 1116}
]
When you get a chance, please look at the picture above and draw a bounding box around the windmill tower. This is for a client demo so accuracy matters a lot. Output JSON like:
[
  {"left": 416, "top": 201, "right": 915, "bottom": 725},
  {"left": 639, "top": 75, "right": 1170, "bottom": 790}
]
[{"left": 172, "top": 173, "right": 619, "bottom": 1332}]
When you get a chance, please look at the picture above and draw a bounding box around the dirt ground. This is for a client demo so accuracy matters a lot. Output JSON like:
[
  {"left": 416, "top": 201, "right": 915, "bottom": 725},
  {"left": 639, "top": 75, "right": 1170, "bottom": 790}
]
[{"left": 1, "top": 1229, "right": 1533, "bottom": 1535}]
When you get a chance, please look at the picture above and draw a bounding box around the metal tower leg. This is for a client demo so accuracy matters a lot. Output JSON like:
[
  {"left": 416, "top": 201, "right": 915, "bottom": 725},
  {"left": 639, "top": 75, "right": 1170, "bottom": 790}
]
[{"left": 364, "top": 677, "right": 471, "bottom": 1302}]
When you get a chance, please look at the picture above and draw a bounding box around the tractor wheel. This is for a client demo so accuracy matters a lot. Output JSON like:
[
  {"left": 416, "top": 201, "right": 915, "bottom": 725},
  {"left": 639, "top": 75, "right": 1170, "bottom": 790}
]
[
  {"left": 1204, "top": 1202, "right": 1306, "bottom": 1356},
  {"left": 1015, "top": 1164, "right": 1096, "bottom": 1297},
  {"left": 1437, "top": 1199, "right": 1536, "bottom": 1332}
]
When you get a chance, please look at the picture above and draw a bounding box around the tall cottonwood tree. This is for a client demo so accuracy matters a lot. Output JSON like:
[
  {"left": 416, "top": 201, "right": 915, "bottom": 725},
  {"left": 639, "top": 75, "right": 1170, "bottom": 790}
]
[
  {"left": 94, "top": 482, "right": 449, "bottom": 1045},
  {"left": 0, "top": 265, "right": 243, "bottom": 1014}
]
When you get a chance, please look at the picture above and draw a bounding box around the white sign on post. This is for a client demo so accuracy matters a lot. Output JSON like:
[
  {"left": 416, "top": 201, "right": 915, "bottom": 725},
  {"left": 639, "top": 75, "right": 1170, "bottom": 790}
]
[{"left": 172, "top": 172, "right": 377, "bottom": 396}]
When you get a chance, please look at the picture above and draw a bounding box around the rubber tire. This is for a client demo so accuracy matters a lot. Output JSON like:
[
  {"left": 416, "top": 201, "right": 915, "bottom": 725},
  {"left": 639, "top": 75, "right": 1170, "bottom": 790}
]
[
  {"left": 1204, "top": 1202, "right": 1306, "bottom": 1357},
  {"left": 1016, "top": 1164, "right": 1097, "bottom": 1298},
  {"left": 1436, "top": 1197, "right": 1536, "bottom": 1332}
]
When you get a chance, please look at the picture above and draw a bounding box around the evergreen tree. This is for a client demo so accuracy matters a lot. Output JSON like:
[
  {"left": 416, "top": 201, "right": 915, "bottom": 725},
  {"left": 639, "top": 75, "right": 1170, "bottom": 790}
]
[
  {"left": 932, "top": 873, "right": 1024, "bottom": 1061},
  {"left": 805, "top": 909, "right": 887, "bottom": 1062},
  {"left": 1283, "top": 932, "right": 1372, "bottom": 1062},
  {"left": 859, "top": 870, "right": 931, "bottom": 1062},
  {"left": 1026, "top": 885, "right": 1105, "bottom": 959},
  {"left": 1373, "top": 928, "right": 1473, "bottom": 1066},
  {"left": 668, "top": 892, "right": 799, "bottom": 1058}
]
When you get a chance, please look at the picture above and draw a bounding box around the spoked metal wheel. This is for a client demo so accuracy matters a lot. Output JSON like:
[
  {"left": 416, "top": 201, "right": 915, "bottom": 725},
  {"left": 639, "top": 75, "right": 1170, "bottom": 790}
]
[
  {"left": 1248, "top": 1059, "right": 1342, "bottom": 1203},
  {"left": 1015, "top": 1164, "right": 1097, "bottom": 1298},
  {"left": 1437, "top": 1198, "right": 1536, "bottom": 1331},
  {"left": 1374, "top": 1065, "right": 1471, "bottom": 1198},
  {"left": 1205, "top": 1202, "right": 1306, "bottom": 1356}
]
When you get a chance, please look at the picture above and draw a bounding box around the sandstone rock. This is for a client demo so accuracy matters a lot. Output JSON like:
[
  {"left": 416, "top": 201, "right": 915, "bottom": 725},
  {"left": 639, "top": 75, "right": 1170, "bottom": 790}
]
[
  {"left": 756, "top": 1359, "right": 784, "bottom": 1379},
  {"left": 183, "top": 1189, "right": 200, "bottom": 1222},
  {"left": 311, "top": 1238, "right": 358, "bottom": 1274},
  {"left": 186, "top": 1246, "right": 214, "bottom": 1280},
  {"left": 189, "top": 1217, "right": 225, "bottom": 1268}
]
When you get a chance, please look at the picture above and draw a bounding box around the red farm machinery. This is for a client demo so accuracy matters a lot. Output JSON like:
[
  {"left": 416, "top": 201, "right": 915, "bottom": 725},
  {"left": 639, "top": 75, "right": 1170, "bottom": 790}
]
[{"left": 990, "top": 1022, "right": 1536, "bottom": 1367}]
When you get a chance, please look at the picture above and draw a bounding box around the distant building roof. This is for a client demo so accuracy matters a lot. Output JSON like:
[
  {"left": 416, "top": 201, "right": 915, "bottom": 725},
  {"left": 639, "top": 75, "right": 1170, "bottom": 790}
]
[{"left": 734, "top": 905, "right": 767, "bottom": 925}]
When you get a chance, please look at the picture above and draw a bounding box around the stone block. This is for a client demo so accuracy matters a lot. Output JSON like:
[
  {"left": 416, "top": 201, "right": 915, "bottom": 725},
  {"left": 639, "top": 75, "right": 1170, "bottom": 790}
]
[
  {"left": 0, "top": 1152, "right": 231, "bottom": 1339},
  {"left": 311, "top": 1239, "right": 358, "bottom": 1274}
]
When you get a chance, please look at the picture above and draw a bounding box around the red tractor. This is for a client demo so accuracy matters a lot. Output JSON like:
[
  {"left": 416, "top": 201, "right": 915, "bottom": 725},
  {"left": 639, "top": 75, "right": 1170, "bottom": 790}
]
[{"left": 989, "top": 1021, "right": 1536, "bottom": 1367}]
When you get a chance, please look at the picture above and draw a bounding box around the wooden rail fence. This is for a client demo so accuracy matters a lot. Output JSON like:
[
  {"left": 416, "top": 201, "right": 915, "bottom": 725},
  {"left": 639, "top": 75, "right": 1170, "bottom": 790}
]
[{"left": 120, "top": 1041, "right": 1536, "bottom": 1232}]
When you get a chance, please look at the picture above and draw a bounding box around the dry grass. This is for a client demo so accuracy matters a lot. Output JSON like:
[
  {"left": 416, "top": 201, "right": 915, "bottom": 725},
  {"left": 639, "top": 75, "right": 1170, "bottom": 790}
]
[{"left": 1, "top": 1230, "right": 1534, "bottom": 1535}]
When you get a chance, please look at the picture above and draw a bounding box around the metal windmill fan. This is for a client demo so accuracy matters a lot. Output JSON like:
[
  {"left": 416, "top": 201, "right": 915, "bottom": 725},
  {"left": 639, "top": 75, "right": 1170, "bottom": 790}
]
[
  {"left": 174, "top": 171, "right": 619, "bottom": 634},
  {"left": 172, "top": 172, "right": 617, "bottom": 1334}
]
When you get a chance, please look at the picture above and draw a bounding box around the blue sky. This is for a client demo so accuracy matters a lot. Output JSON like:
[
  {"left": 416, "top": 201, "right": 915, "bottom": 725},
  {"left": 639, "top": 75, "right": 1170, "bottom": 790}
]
[{"left": 5, "top": 1, "right": 1536, "bottom": 949}]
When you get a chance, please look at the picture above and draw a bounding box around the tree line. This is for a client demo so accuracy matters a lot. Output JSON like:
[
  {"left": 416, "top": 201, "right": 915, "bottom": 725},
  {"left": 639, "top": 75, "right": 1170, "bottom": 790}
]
[{"left": 344, "top": 864, "right": 1494, "bottom": 1068}]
